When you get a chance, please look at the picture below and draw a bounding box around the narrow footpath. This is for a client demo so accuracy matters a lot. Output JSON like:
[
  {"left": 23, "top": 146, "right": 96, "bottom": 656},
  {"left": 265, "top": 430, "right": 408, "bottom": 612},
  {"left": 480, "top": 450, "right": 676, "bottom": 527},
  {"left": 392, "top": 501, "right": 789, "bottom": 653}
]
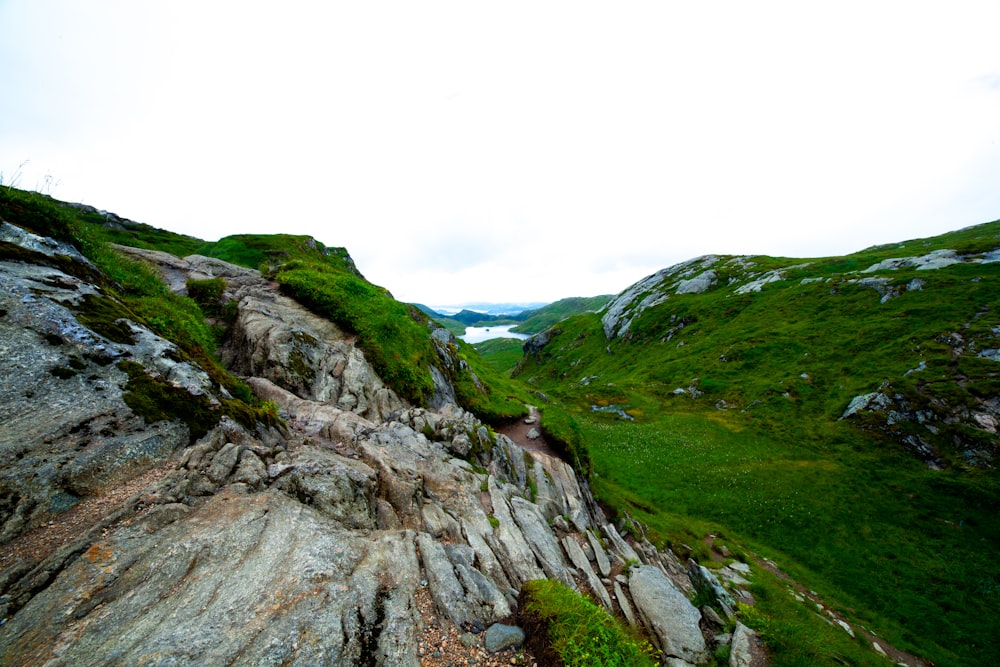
[{"left": 496, "top": 406, "right": 559, "bottom": 459}]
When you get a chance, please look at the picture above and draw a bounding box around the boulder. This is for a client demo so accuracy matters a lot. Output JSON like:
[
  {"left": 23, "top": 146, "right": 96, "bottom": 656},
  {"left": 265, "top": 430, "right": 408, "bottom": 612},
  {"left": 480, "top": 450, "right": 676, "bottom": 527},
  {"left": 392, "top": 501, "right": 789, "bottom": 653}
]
[
  {"left": 484, "top": 623, "right": 525, "bottom": 653},
  {"left": 629, "top": 565, "right": 707, "bottom": 664},
  {"left": 586, "top": 529, "right": 612, "bottom": 577},
  {"left": 729, "top": 622, "right": 759, "bottom": 667}
]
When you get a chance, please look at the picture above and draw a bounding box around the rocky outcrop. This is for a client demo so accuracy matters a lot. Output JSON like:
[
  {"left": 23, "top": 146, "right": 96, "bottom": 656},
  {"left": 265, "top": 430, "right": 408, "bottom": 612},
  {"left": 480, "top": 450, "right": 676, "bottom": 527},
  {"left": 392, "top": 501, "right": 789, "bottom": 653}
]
[
  {"left": 116, "top": 246, "right": 407, "bottom": 424},
  {"left": 0, "top": 234, "right": 224, "bottom": 546},
  {"left": 1, "top": 224, "right": 762, "bottom": 666},
  {"left": 600, "top": 256, "right": 720, "bottom": 340}
]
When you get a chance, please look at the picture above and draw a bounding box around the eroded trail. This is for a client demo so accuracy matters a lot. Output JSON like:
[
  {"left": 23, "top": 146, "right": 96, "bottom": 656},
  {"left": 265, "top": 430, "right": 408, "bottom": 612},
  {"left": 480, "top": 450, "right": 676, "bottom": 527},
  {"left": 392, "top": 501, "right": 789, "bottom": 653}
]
[{"left": 496, "top": 407, "right": 559, "bottom": 458}]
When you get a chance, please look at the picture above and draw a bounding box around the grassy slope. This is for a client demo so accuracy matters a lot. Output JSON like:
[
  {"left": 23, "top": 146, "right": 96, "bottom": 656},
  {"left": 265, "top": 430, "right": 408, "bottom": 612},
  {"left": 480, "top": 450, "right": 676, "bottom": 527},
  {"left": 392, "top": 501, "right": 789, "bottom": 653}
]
[
  {"left": 516, "top": 223, "right": 1000, "bottom": 667},
  {"left": 512, "top": 295, "right": 614, "bottom": 334},
  {"left": 0, "top": 188, "right": 278, "bottom": 437},
  {"left": 73, "top": 214, "right": 529, "bottom": 421},
  {"left": 473, "top": 338, "right": 525, "bottom": 375}
]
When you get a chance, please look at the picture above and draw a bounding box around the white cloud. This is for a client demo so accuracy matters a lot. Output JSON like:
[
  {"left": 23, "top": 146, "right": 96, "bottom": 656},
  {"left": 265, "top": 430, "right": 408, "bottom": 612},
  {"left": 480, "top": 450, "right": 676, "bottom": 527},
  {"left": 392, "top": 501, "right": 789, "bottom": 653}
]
[{"left": 2, "top": 1, "right": 999, "bottom": 305}]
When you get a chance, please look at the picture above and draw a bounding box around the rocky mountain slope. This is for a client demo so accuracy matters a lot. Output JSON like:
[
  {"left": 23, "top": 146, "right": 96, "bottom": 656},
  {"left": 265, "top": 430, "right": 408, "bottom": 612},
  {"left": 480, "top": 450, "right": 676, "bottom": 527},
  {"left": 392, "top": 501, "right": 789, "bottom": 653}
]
[{"left": 0, "top": 197, "right": 765, "bottom": 666}]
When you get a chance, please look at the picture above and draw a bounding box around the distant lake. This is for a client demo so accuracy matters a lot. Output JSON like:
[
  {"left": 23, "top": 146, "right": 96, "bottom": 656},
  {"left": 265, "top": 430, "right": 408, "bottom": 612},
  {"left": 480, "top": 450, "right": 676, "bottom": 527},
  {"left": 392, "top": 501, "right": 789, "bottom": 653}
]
[{"left": 460, "top": 325, "right": 531, "bottom": 344}]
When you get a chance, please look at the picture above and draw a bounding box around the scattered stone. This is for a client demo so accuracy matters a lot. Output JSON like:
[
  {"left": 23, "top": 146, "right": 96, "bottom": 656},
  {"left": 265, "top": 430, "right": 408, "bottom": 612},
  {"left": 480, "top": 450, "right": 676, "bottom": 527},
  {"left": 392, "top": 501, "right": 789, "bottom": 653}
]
[
  {"left": 701, "top": 605, "right": 726, "bottom": 628},
  {"left": 835, "top": 618, "right": 855, "bottom": 637},
  {"left": 484, "top": 624, "right": 525, "bottom": 653}
]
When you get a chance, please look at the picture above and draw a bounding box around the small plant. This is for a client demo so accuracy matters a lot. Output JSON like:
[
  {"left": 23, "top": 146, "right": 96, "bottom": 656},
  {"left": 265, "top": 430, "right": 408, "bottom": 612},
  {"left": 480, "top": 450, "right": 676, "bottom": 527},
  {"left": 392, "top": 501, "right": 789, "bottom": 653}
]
[
  {"left": 487, "top": 515, "right": 500, "bottom": 529},
  {"left": 520, "top": 579, "right": 657, "bottom": 667},
  {"left": 186, "top": 277, "right": 227, "bottom": 314}
]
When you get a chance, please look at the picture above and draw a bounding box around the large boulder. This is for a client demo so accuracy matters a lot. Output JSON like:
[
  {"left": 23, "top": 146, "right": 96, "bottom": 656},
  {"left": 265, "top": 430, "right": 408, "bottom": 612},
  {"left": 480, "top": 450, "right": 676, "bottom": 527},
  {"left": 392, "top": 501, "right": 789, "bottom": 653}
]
[{"left": 629, "top": 565, "right": 707, "bottom": 664}]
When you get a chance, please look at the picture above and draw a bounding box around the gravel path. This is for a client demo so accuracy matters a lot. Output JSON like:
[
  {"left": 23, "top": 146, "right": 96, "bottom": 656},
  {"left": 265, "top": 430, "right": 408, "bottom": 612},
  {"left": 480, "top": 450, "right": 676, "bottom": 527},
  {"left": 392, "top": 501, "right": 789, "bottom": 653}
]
[
  {"left": 414, "top": 586, "right": 537, "bottom": 667},
  {"left": 0, "top": 463, "right": 172, "bottom": 571},
  {"left": 497, "top": 407, "right": 558, "bottom": 458}
]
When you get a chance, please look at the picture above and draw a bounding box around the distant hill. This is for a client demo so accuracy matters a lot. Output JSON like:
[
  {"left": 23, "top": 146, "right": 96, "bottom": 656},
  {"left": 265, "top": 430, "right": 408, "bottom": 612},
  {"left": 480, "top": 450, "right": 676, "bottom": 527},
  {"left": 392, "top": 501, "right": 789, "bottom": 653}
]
[
  {"left": 417, "top": 298, "right": 614, "bottom": 336},
  {"left": 432, "top": 301, "right": 547, "bottom": 316},
  {"left": 512, "top": 295, "right": 614, "bottom": 334}
]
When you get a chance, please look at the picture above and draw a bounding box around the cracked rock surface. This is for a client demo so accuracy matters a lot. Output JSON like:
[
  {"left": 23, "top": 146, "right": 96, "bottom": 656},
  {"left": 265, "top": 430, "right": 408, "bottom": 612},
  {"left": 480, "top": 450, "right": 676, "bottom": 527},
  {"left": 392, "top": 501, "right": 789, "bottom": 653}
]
[{"left": 1, "top": 232, "right": 756, "bottom": 666}]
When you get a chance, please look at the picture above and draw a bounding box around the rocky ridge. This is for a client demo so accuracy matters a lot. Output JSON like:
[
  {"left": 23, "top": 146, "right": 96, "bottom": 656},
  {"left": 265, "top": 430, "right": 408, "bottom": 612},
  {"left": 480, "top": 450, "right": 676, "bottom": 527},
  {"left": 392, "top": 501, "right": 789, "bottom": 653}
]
[
  {"left": 591, "top": 242, "right": 1000, "bottom": 470},
  {"left": 1, "top": 229, "right": 765, "bottom": 665}
]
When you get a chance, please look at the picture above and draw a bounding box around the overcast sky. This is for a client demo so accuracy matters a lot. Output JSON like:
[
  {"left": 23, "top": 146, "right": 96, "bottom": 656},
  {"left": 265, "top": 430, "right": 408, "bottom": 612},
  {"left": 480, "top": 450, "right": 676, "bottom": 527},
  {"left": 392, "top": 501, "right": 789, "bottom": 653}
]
[{"left": 2, "top": 1, "right": 999, "bottom": 308}]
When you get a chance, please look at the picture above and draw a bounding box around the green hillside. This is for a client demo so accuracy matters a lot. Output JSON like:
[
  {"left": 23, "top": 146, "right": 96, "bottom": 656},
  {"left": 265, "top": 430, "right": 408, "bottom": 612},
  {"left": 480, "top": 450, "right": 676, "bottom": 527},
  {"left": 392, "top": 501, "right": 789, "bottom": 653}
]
[
  {"left": 0, "top": 188, "right": 280, "bottom": 437},
  {"left": 1, "top": 188, "right": 529, "bottom": 424},
  {"left": 516, "top": 222, "right": 1000, "bottom": 666},
  {"left": 193, "top": 235, "right": 530, "bottom": 421},
  {"left": 512, "top": 295, "right": 614, "bottom": 334}
]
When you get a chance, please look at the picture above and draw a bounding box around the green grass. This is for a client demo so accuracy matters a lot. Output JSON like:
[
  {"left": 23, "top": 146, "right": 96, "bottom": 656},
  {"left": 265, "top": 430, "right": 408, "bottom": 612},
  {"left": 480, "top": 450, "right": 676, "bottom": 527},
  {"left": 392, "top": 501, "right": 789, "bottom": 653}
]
[
  {"left": 576, "top": 410, "right": 998, "bottom": 664},
  {"left": 473, "top": 338, "right": 525, "bottom": 375},
  {"left": 73, "top": 208, "right": 203, "bottom": 258},
  {"left": 737, "top": 568, "right": 888, "bottom": 667},
  {"left": 452, "top": 338, "right": 531, "bottom": 422},
  {"left": 277, "top": 266, "right": 438, "bottom": 403},
  {"left": 517, "top": 222, "right": 1000, "bottom": 666},
  {"left": 512, "top": 295, "right": 614, "bottom": 334},
  {"left": 0, "top": 186, "right": 77, "bottom": 242},
  {"left": 519, "top": 579, "right": 657, "bottom": 667}
]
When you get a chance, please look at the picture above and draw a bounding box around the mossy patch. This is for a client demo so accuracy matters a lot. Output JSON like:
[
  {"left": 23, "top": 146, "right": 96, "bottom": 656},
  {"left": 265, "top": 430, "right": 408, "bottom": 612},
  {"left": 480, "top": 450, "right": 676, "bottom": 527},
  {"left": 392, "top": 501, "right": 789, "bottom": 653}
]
[
  {"left": 74, "top": 293, "right": 138, "bottom": 345},
  {"left": 0, "top": 240, "right": 105, "bottom": 285},
  {"left": 50, "top": 366, "right": 78, "bottom": 380},
  {"left": 0, "top": 187, "right": 76, "bottom": 242},
  {"left": 117, "top": 360, "right": 219, "bottom": 440},
  {"left": 186, "top": 277, "right": 226, "bottom": 314}
]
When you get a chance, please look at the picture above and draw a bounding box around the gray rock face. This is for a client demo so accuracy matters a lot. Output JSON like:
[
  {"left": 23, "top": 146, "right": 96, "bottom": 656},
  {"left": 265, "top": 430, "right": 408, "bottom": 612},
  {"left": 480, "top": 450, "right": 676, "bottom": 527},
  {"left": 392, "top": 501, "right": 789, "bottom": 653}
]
[
  {"left": 230, "top": 289, "right": 403, "bottom": 421},
  {"left": 562, "top": 535, "right": 612, "bottom": 608},
  {"left": 601, "top": 256, "right": 714, "bottom": 339},
  {"left": 864, "top": 248, "right": 962, "bottom": 272},
  {"left": 1, "top": 488, "right": 424, "bottom": 667},
  {"left": 0, "top": 252, "right": 206, "bottom": 544},
  {"left": 0, "top": 221, "right": 91, "bottom": 264},
  {"left": 676, "top": 269, "right": 717, "bottom": 295},
  {"left": 841, "top": 391, "right": 893, "bottom": 419},
  {"left": 587, "top": 529, "right": 612, "bottom": 577},
  {"left": 629, "top": 565, "right": 707, "bottom": 664},
  {"left": 688, "top": 558, "right": 735, "bottom": 607},
  {"left": 1, "top": 227, "right": 739, "bottom": 666}
]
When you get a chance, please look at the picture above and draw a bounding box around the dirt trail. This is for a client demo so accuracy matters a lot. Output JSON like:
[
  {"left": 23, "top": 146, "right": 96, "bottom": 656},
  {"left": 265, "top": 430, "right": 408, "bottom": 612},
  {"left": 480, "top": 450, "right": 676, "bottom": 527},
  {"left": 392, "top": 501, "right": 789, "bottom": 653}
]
[{"left": 496, "top": 406, "right": 560, "bottom": 459}]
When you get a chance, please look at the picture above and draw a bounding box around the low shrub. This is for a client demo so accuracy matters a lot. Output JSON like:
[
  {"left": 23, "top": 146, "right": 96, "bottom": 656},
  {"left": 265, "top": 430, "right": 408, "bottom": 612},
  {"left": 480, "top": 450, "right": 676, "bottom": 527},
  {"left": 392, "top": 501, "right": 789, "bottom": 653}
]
[{"left": 519, "top": 579, "right": 656, "bottom": 667}]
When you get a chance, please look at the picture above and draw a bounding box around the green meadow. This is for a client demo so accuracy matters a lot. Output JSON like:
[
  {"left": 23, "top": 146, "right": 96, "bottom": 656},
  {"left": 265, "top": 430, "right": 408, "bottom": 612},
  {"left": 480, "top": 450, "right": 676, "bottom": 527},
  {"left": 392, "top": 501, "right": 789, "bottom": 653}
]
[{"left": 514, "top": 222, "right": 1000, "bottom": 666}]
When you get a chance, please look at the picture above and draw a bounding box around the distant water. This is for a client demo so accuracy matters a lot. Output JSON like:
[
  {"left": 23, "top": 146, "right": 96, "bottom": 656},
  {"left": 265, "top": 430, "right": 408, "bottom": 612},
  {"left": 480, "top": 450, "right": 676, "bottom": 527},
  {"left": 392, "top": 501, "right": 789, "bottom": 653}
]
[{"left": 459, "top": 325, "right": 531, "bottom": 344}]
